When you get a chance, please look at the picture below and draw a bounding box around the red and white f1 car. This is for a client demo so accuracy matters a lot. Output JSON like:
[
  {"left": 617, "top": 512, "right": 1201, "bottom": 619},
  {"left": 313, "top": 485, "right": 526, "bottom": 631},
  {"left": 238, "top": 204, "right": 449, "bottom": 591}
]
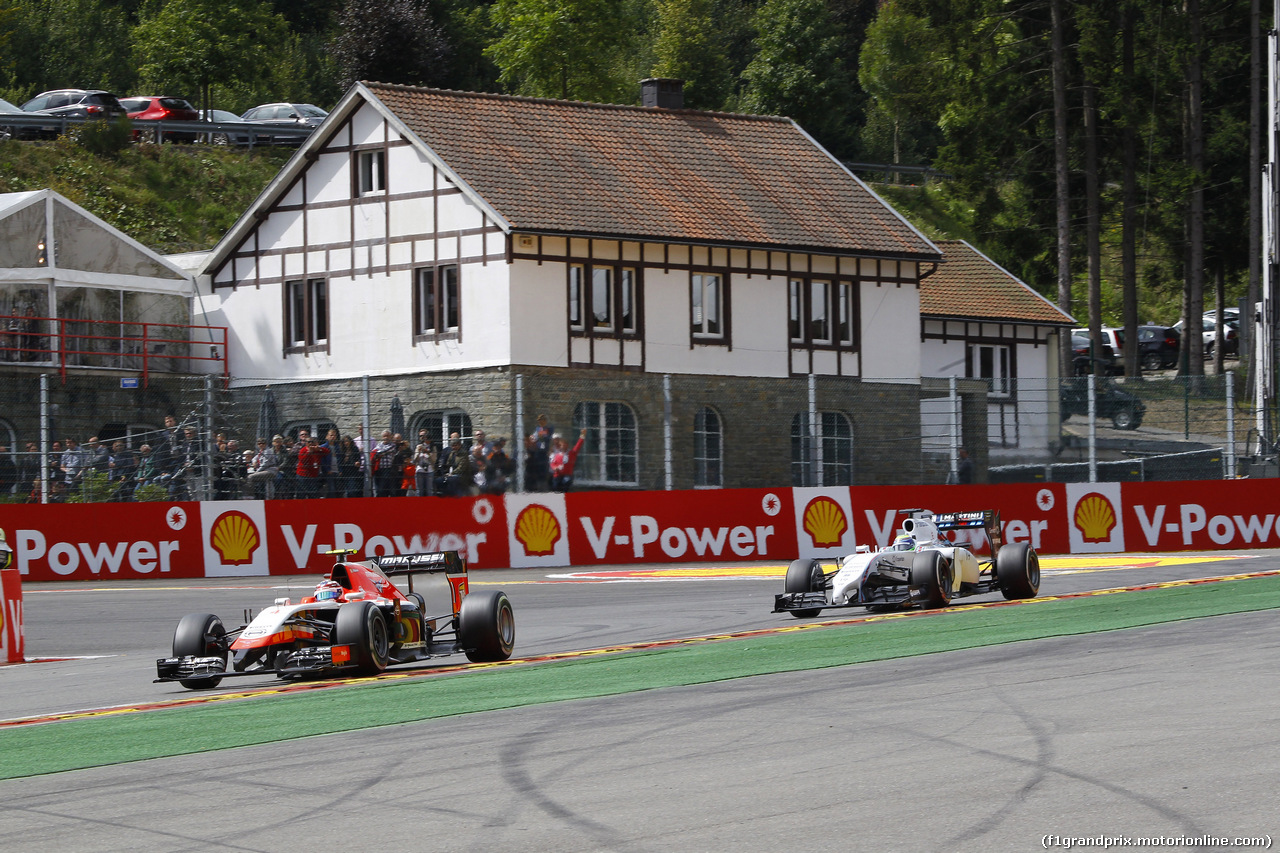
[
  {"left": 156, "top": 550, "right": 514, "bottom": 689},
  {"left": 773, "top": 509, "right": 1040, "bottom": 617}
]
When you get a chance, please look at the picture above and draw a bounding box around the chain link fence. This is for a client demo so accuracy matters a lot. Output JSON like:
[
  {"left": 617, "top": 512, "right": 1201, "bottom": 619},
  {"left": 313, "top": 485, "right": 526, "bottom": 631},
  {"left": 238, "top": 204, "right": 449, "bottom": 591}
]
[{"left": 0, "top": 368, "right": 1269, "bottom": 503}]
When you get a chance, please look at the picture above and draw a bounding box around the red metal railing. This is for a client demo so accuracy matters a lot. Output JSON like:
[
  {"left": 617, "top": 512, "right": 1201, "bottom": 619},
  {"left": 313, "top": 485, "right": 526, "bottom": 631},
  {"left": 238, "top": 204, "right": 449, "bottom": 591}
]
[{"left": 0, "top": 314, "right": 229, "bottom": 385}]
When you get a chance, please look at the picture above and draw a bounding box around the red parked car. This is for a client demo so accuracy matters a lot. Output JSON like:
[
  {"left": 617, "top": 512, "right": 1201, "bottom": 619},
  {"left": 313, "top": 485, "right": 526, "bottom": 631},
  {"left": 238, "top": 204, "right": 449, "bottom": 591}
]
[{"left": 120, "top": 95, "right": 200, "bottom": 143}]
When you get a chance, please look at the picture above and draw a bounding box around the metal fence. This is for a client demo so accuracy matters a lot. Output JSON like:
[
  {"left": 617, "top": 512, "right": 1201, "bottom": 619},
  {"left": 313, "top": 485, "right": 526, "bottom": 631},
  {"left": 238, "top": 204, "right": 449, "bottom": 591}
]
[{"left": 0, "top": 369, "right": 1268, "bottom": 504}]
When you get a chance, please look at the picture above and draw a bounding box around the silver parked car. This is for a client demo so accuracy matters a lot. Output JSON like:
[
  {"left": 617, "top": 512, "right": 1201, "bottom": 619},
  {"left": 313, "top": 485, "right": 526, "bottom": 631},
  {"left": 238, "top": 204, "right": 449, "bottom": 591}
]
[{"left": 240, "top": 102, "right": 327, "bottom": 146}]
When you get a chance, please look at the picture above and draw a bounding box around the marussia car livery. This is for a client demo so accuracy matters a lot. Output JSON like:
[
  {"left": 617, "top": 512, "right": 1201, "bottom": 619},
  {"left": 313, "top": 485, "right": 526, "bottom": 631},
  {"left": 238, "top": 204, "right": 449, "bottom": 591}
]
[
  {"left": 156, "top": 550, "right": 514, "bottom": 689},
  {"left": 774, "top": 509, "right": 1040, "bottom": 617}
]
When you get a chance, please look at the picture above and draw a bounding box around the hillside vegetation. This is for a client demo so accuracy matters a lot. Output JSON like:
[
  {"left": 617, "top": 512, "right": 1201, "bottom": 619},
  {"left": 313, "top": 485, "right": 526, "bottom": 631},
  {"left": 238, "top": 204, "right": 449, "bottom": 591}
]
[{"left": 0, "top": 138, "right": 291, "bottom": 254}]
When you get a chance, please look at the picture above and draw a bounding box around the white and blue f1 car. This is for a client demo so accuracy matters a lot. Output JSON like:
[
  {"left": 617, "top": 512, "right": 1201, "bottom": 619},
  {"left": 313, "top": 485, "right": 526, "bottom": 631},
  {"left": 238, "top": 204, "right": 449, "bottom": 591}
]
[{"left": 773, "top": 509, "right": 1040, "bottom": 617}]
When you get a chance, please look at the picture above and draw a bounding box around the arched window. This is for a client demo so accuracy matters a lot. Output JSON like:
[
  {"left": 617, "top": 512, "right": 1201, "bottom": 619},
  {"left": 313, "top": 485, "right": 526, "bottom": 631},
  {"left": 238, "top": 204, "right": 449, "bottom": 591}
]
[
  {"left": 694, "top": 406, "right": 723, "bottom": 487},
  {"left": 572, "top": 401, "right": 638, "bottom": 486},
  {"left": 790, "top": 411, "right": 854, "bottom": 486}
]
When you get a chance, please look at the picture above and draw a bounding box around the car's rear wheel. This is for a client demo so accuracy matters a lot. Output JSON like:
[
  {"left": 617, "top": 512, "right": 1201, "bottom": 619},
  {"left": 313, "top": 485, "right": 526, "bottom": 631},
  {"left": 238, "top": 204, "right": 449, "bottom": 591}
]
[
  {"left": 458, "top": 590, "right": 515, "bottom": 662},
  {"left": 996, "top": 542, "right": 1041, "bottom": 600},
  {"left": 910, "top": 551, "right": 953, "bottom": 609},
  {"left": 333, "top": 600, "right": 391, "bottom": 673},
  {"left": 783, "top": 559, "right": 825, "bottom": 618},
  {"left": 173, "top": 612, "right": 227, "bottom": 689}
]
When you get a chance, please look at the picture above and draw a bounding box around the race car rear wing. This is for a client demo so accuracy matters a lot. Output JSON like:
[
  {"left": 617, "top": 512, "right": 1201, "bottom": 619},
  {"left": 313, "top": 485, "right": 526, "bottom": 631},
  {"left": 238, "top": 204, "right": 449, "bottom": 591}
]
[
  {"left": 932, "top": 510, "right": 1003, "bottom": 554},
  {"left": 373, "top": 550, "right": 466, "bottom": 577}
]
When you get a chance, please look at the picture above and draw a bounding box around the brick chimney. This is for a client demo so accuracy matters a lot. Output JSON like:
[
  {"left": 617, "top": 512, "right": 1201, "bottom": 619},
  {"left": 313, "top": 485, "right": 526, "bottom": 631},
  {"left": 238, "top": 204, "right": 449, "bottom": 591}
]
[{"left": 641, "top": 78, "right": 685, "bottom": 109}]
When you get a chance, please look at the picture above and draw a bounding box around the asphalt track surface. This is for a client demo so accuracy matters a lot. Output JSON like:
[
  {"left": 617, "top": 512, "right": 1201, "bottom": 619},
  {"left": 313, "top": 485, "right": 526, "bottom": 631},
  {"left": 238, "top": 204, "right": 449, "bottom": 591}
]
[{"left": 2, "top": 552, "right": 1278, "bottom": 852}]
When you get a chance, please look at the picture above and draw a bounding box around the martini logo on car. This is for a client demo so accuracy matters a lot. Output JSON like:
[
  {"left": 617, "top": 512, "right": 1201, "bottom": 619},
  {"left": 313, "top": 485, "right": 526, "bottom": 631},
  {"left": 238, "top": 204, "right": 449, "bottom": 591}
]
[
  {"left": 802, "top": 496, "right": 848, "bottom": 548},
  {"left": 209, "top": 510, "right": 261, "bottom": 565},
  {"left": 1074, "top": 492, "right": 1117, "bottom": 543},
  {"left": 514, "top": 504, "right": 561, "bottom": 556}
]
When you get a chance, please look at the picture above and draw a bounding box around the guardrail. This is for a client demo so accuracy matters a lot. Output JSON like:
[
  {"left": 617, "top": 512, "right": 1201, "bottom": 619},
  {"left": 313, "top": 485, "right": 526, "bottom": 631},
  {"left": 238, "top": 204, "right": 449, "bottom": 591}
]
[{"left": 0, "top": 114, "right": 314, "bottom": 146}]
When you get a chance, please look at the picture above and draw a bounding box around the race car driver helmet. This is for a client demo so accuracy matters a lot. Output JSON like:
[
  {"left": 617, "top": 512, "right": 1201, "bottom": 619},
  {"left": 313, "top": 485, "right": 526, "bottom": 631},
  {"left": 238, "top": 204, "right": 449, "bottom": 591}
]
[
  {"left": 314, "top": 580, "right": 344, "bottom": 602},
  {"left": 893, "top": 534, "right": 915, "bottom": 551}
]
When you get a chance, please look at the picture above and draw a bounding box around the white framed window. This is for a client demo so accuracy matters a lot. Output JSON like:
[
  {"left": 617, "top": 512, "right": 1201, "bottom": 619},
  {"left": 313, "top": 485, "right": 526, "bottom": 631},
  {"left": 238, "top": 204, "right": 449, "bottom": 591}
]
[
  {"left": 414, "top": 264, "right": 460, "bottom": 337},
  {"left": 357, "top": 150, "right": 386, "bottom": 195},
  {"left": 694, "top": 406, "right": 723, "bottom": 487},
  {"left": 789, "top": 278, "right": 855, "bottom": 347},
  {"left": 790, "top": 411, "right": 854, "bottom": 486},
  {"left": 690, "top": 273, "right": 722, "bottom": 339},
  {"left": 572, "top": 401, "right": 638, "bottom": 486},
  {"left": 971, "top": 343, "right": 1012, "bottom": 397},
  {"left": 569, "top": 264, "right": 638, "bottom": 337},
  {"left": 285, "top": 278, "right": 327, "bottom": 350}
]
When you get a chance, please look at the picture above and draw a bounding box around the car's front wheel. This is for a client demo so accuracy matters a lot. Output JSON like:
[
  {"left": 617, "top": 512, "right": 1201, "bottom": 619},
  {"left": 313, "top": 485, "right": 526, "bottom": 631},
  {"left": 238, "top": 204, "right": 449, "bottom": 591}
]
[
  {"left": 910, "top": 551, "right": 953, "bottom": 609},
  {"left": 996, "top": 542, "right": 1041, "bottom": 600},
  {"left": 172, "top": 612, "right": 227, "bottom": 689},
  {"left": 1141, "top": 353, "right": 1164, "bottom": 372},
  {"left": 783, "top": 559, "right": 825, "bottom": 618},
  {"left": 1112, "top": 407, "right": 1139, "bottom": 430},
  {"left": 333, "top": 600, "right": 391, "bottom": 673},
  {"left": 458, "top": 590, "right": 515, "bottom": 662}
]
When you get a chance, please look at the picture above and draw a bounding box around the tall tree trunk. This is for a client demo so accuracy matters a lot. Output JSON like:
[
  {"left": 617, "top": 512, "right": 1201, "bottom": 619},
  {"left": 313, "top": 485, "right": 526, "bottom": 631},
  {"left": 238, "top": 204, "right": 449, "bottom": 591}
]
[
  {"left": 1185, "top": 0, "right": 1206, "bottom": 376},
  {"left": 1051, "top": 0, "right": 1073, "bottom": 375},
  {"left": 1122, "top": 8, "right": 1140, "bottom": 379}
]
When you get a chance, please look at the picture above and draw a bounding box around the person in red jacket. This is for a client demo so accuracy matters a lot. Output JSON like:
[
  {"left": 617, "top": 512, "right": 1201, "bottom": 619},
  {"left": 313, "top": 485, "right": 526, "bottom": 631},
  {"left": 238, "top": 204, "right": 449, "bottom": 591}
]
[
  {"left": 549, "top": 428, "right": 587, "bottom": 492},
  {"left": 295, "top": 434, "right": 329, "bottom": 499}
]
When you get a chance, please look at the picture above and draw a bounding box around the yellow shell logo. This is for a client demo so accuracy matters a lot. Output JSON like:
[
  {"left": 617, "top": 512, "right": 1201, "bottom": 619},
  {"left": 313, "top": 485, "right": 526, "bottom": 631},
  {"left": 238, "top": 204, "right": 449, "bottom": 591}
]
[
  {"left": 1074, "top": 493, "right": 1117, "bottom": 543},
  {"left": 211, "top": 510, "right": 260, "bottom": 565},
  {"left": 515, "top": 505, "right": 561, "bottom": 556},
  {"left": 803, "top": 496, "right": 848, "bottom": 548}
]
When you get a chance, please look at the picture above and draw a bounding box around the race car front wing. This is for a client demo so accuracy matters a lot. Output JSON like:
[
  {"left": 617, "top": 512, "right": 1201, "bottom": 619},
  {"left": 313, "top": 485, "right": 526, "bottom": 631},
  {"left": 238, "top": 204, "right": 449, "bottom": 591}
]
[{"left": 155, "top": 655, "right": 228, "bottom": 682}]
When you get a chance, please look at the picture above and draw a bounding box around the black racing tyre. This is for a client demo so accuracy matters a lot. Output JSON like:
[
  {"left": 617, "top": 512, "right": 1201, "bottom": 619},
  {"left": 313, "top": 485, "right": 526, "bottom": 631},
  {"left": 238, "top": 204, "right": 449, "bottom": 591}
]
[
  {"left": 333, "top": 600, "right": 391, "bottom": 673},
  {"left": 996, "top": 542, "right": 1041, "bottom": 600},
  {"left": 783, "top": 559, "right": 825, "bottom": 618},
  {"left": 173, "top": 612, "right": 227, "bottom": 689},
  {"left": 458, "top": 590, "right": 516, "bottom": 662},
  {"left": 910, "top": 551, "right": 953, "bottom": 609},
  {"left": 1111, "top": 407, "right": 1138, "bottom": 430}
]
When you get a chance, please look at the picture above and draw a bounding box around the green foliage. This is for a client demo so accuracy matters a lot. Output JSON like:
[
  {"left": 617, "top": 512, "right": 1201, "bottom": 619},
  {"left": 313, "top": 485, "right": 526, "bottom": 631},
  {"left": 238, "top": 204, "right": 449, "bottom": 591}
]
[
  {"left": 71, "top": 117, "right": 134, "bottom": 159},
  {"left": 858, "top": 1, "right": 941, "bottom": 166},
  {"left": 486, "top": 0, "right": 639, "bottom": 102},
  {"left": 650, "top": 0, "right": 732, "bottom": 109},
  {"left": 133, "top": 481, "right": 169, "bottom": 502},
  {"left": 738, "top": 0, "right": 853, "bottom": 153},
  {"left": 65, "top": 470, "right": 117, "bottom": 503},
  {"left": 0, "top": 140, "right": 290, "bottom": 253}
]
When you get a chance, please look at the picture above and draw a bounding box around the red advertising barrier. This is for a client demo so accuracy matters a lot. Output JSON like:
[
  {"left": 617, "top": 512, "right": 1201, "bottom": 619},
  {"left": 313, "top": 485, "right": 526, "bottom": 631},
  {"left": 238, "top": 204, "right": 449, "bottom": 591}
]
[
  {"left": 1, "top": 567, "right": 22, "bottom": 663},
  {"left": 1, "top": 479, "right": 1277, "bottom": 582}
]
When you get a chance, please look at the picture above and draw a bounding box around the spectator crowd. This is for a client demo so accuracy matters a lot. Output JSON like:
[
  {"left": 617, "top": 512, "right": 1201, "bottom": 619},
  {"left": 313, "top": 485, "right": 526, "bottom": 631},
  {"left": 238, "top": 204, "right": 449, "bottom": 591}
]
[{"left": 0, "top": 413, "right": 589, "bottom": 503}]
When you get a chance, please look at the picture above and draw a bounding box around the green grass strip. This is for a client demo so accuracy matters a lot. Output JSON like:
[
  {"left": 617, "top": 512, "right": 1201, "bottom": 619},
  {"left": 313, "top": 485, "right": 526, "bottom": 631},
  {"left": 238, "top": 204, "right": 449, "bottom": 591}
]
[{"left": 2, "top": 575, "right": 1278, "bottom": 780}]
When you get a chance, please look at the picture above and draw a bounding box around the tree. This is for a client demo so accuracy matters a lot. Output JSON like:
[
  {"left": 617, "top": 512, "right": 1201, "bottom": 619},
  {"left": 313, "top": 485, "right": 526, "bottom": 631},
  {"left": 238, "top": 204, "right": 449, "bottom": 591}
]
[
  {"left": 650, "top": 0, "right": 732, "bottom": 109},
  {"left": 739, "top": 0, "right": 852, "bottom": 152},
  {"left": 132, "top": 0, "right": 290, "bottom": 113},
  {"left": 486, "top": 0, "right": 636, "bottom": 102},
  {"left": 332, "top": 0, "right": 450, "bottom": 90},
  {"left": 858, "top": 0, "right": 939, "bottom": 171}
]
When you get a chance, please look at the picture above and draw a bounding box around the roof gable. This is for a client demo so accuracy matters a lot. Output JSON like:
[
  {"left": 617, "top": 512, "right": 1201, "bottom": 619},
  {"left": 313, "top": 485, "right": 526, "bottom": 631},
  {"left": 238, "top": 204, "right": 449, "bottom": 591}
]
[{"left": 923, "top": 240, "right": 1074, "bottom": 326}]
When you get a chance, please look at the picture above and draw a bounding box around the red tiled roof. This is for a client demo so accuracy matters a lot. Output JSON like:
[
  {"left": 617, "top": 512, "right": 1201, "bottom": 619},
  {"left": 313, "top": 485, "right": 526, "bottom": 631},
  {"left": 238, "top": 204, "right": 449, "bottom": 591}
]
[
  {"left": 922, "top": 240, "right": 1075, "bottom": 326},
  {"left": 364, "top": 83, "right": 939, "bottom": 259}
]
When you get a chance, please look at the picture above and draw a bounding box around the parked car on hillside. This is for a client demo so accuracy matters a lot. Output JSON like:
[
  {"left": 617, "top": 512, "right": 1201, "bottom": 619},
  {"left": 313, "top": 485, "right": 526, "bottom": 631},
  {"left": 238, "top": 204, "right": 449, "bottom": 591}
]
[
  {"left": 1174, "top": 315, "right": 1238, "bottom": 358},
  {"left": 20, "top": 89, "right": 127, "bottom": 138},
  {"left": 1070, "top": 331, "right": 1116, "bottom": 376},
  {"left": 1060, "top": 377, "right": 1146, "bottom": 430},
  {"left": 1072, "top": 328, "right": 1124, "bottom": 374},
  {"left": 199, "top": 109, "right": 254, "bottom": 146},
  {"left": 240, "top": 102, "right": 327, "bottom": 145},
  {"left": 1135, "top": 325, "right": 1180, "bottom": 371},
  {"left": 0, "top": 98, "right": 23, "bottom": 140},
  {"left": 120, "top": 96, "right": 199, "bottom": 143}
]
